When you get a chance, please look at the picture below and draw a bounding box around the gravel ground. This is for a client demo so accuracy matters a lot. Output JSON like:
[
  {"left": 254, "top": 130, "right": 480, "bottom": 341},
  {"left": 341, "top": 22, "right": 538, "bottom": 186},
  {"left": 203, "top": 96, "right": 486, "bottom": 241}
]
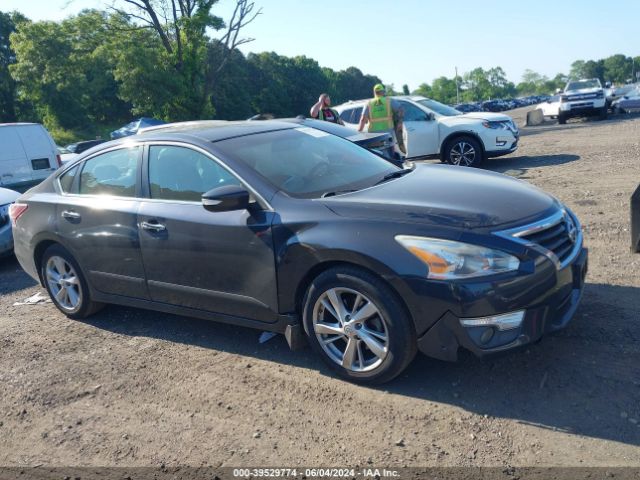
[{"left": 1, "top": 110, "right": 639, "bottom": 470}]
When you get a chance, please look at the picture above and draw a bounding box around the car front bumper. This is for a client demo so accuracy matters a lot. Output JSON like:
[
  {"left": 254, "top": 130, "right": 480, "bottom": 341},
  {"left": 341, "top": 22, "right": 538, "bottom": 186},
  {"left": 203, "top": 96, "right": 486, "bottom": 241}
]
[{"left": 407, "top": 247, "right": 588, "bottom": 361}]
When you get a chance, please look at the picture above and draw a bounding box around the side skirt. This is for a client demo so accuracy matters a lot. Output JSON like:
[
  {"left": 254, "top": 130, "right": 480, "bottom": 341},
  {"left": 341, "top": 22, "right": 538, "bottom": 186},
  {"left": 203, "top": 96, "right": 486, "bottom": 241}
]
[{"left": 91, "top": 290, "right": 306, "bottom": 349}]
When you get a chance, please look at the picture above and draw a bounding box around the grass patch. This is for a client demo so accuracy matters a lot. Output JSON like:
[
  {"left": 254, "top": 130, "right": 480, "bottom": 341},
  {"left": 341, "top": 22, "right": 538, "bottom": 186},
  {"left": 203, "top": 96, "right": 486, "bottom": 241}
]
[{"left": 48, "top": 122, "right": 123, "bottom": 146}]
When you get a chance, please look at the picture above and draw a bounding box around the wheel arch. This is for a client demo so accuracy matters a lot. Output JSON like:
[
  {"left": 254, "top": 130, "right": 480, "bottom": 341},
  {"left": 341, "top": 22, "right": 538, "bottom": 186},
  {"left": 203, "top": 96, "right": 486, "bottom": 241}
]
[
  {"left": 440, "top": 130, "right": 486, "bottom": 161},
  {"left": 292, "top": 260, "right": 415, "bottom": 335},
  {"left": 32, "top": 236, "right": 77, "bottom": 287}
]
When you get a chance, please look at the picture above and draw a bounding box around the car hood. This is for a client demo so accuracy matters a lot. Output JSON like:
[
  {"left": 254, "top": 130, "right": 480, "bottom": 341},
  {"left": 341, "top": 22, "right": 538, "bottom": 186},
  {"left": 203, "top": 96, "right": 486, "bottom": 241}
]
[
  {"left": 322, "top": 164, "right": 558, "bottom": 230},
  {"left": 439, "top": 112, "right": 512, "bottom": 125},
  {"left": 0, "top": 187, "right": 20, "bottom": 205}
]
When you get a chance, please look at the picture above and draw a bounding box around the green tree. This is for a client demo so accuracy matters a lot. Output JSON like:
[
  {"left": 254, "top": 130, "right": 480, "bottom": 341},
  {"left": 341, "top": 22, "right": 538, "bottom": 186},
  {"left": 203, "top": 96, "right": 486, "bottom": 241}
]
[
  {"left": 569, "top": 60, "right": 586, "bottom": 79},
  {"left": 412, "top": 82, "right": 432, "bottom": 98},
  {"left": 582, "top": 59, "right": 605, "bottom": 82},
  {"left": 430, "top": 76, "right": 458, "bottom": 104},
  {"left": 603, "top": 54, "right": 632, "bottom": 83},
  {"left": 10, "top": 10, "right": 129, "bottom": 129},
  {"left": 111, "top": 0, "right": 261, "bottom": 120},
  {"left": 0, "top": 10, "right": 29, "bottom": 121}
]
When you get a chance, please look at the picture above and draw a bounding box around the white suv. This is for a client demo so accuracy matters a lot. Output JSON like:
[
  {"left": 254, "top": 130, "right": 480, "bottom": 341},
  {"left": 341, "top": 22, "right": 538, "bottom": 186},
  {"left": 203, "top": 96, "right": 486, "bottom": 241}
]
[
  {"left": 334, "top": 96, "right": 518, "bottom": 167},
  {"left": 558, "top": 78, "right": 607, "bottom": 124}
]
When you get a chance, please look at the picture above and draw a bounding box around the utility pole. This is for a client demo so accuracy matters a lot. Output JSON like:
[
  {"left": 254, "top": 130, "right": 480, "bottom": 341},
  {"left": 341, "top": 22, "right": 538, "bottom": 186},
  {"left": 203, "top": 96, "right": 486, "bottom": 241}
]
[{"left": 455, "top": 66, "right": 460, "bottom": 104}]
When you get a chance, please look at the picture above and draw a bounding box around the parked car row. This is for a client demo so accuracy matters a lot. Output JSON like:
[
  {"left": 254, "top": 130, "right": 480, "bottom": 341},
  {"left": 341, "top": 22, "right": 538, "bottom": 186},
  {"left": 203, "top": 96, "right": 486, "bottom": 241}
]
[{"left": 453, "top": 96, "right": 550, "bottom": 114}]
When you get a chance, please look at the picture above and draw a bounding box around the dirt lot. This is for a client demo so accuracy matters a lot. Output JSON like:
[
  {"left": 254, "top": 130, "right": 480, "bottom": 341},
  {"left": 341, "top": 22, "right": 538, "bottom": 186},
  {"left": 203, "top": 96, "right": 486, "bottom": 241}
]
[{"left": 1, "top": 110, "right": 639, "bottom": 470}]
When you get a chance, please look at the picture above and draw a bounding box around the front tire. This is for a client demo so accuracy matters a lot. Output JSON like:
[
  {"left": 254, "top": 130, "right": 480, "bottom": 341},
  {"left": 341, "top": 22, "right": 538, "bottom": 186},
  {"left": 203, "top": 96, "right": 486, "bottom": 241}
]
[
  {"left": 558, "top": 113, "right": 567, "bottom": 124},
  {"left": 444, "top": 136, "right": 484, "bottom": 167},
  {"left": 41, "top": 244, "right": 104, "bottom": 319},
  {"left": 302, "top": 267, "right": 417, "bottom": 384}
]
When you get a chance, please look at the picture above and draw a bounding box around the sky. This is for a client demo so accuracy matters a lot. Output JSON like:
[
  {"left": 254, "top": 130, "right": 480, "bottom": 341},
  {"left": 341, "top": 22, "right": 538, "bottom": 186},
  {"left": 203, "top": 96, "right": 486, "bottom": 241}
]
[{"left": 3, "top": 0, "right": 639, "bottom": 90}]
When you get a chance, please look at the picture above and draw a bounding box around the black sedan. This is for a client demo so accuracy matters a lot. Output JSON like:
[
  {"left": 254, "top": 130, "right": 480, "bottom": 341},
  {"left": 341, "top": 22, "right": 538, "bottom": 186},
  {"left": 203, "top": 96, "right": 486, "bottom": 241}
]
[{"left": 10, "top": 121, "right": 588, "bottom": 384}]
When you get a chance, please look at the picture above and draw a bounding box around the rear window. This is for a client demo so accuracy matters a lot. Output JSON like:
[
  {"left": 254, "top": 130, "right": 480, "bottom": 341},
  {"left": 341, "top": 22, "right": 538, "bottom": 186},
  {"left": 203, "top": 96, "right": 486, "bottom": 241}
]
[
  {"left": 59, "top": 165, "right": 79, "bottom": 193},
  {"left": 79, "top": 147, "right": 140, "bottom": 197}
]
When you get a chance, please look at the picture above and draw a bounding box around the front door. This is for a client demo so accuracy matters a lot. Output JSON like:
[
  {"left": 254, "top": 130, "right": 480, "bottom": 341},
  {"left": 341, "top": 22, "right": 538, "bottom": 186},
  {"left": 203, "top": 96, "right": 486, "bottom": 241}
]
[
  {"left": 137, "top": 144, "right": 279, "bottom": 323},
  {"left": 397, "top": 101, "right": 440, "bottom": 158}
]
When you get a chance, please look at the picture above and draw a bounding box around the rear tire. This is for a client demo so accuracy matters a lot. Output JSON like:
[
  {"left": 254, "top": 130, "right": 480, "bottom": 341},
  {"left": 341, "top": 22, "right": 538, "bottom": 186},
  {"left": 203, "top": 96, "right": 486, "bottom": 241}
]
[
  {"left": 302, "top": 267, "right": 417, "bottom": 384},
  {"left": 41, "top": 244, "right": 104, "bottom": 319},
  {"left": 444, "top": 136, "right": 484, "bottom": 167}
]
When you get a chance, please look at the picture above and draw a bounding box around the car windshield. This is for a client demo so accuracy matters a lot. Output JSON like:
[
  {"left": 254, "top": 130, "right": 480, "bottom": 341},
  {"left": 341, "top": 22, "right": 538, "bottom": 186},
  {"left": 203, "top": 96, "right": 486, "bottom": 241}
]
[
  {"left": 627, "top": 87, "right": 640, "bottom": 98},
  {"left": 566, "top": 80, "right": 601, "bottom": 91},
  {"left": 214, "top": 128, "right": 397, "bottom": 199},
  {"left": 415, "top": 99, "right": 462, "bottom": 117}
]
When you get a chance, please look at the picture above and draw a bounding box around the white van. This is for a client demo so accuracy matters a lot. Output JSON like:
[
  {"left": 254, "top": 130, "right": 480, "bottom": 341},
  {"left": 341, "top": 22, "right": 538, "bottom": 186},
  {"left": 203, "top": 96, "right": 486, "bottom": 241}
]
[{"left": 0, "top": 123, "right": 61, "bottom": 191}]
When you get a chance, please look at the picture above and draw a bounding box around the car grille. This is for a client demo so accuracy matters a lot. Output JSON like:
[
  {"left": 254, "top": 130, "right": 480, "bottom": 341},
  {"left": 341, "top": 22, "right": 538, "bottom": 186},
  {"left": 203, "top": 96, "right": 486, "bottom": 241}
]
[
  {"left": 495, "top": 210, "right": 582, "bottom": 269},
  {"left": 518, "top": 214, "right": 579, "bottom": 265},
  {"left": 565, "top": 92, "right": 603, "bottom": 102}
]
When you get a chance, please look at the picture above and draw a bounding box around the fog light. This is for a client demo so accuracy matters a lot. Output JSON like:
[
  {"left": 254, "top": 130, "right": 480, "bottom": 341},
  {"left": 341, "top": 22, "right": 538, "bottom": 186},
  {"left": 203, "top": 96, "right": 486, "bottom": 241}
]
[
  {"left": 479, "top": 327, "right": 495, "bottom": 345},
  {"left": 460, "top": 310, "right": 525, "bottom": 331}
]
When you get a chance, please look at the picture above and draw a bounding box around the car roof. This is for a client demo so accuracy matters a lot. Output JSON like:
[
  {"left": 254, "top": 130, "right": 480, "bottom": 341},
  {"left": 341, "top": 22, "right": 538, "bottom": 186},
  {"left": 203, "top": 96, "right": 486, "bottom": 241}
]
[
  {"left": 135, "top": 120, "right": 298, "bottom": 142},
  {"left": 334, "top": 95, "right": 430, "bottom": 109}
]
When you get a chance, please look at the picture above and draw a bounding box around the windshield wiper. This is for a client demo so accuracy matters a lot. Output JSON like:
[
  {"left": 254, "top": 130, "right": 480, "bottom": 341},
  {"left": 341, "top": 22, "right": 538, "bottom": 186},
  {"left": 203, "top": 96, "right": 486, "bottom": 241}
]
[
  {"left": 375, "top": 167, "right": 413, "bottom": 185},
  {"left": 321, "top": 189, "right": 358, "bottom": 198}
]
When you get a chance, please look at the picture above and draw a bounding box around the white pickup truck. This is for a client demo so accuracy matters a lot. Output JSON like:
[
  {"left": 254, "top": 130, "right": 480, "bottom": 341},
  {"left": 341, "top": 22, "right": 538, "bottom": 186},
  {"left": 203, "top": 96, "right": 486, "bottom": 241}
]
[
  {"left": 558, "top": 79, "right": 607, "bottom": 124},
  {"left": 334, "top": 96, "right": 519, "bottom": 168}
]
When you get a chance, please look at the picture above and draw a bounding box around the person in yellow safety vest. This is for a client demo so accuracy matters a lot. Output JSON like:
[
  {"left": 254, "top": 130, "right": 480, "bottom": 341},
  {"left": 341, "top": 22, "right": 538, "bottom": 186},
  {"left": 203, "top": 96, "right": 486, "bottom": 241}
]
[
  {"left": 358, "top": 83, "right": 405, "bottom": 157},
  {"left": 310, "top": 93, "right": 344, "bottom": 124}
]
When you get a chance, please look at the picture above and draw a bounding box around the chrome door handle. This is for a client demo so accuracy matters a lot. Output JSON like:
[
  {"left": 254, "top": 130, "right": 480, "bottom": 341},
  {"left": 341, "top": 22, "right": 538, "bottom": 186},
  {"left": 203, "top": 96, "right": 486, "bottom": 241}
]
[
  {"left": 61, "top": 210, "right": 81, "bottom": 220},
  {"left": 141, "top": 221, "right": 166, "bottom": 232}
]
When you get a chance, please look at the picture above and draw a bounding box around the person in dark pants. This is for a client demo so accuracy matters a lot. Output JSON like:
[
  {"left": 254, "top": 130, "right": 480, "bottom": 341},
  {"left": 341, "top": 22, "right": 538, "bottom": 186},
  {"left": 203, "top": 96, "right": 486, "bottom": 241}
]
[{"left": 310, "top": 94, "right": 343, "bottom": 124}]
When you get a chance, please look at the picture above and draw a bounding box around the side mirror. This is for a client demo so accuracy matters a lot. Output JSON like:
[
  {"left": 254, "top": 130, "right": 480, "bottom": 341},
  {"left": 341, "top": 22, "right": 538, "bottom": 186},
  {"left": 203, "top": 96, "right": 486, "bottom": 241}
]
[
  {"left": 424, "top": 113, "right": 434, "bottom": 121},
  {"left": 202, "top": 185, "right": 250, "bottom": 212}
]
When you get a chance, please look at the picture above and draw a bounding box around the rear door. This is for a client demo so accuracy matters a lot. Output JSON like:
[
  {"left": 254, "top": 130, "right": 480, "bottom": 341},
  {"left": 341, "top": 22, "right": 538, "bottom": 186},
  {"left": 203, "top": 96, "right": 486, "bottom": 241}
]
[
  {"left": 0, "top": 126, "right": 32, "bottom": 189},
  {"left": 397, "top": 101, "right": 439, "bottom": 157},
  {"left": 137, "top": 143, "right": 279, "bottom": 323},
  {"left": 55, "top": 145, "right": 149, "bottom": 299},
  {"left": 16, "top": 125, "right": 58, "bottom": 183}
]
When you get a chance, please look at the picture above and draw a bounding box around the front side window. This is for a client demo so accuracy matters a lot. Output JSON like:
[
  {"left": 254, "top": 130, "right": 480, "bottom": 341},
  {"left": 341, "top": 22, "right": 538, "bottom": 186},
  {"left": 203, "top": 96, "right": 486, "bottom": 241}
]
[
  {"left": 79, "top": 147, "right": 140, "bottom": 197},
  {"left": 416, "top": 99, "right": 462, "bottom": 117},
  {"left": 340, "top": 107, "right": 362, "bottom": 124},
  {"left": 398, "top": 101, "right": 428, "bottom": 121},
  {"left": 149, "top": 145, "right": 241, "bottom": 202}
]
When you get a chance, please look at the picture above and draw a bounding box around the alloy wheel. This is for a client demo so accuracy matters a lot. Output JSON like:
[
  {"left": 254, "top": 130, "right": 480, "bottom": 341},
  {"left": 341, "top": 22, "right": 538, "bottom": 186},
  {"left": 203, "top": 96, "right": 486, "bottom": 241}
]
[
  {"left": 450, "top": 141, "right": 476, "bottom": 166},
  {"left": 45, "top": 255, "right": 83, "bottom": 313},
  {"left": 312, "top": 287, "right": 389, "bottom": 372}
]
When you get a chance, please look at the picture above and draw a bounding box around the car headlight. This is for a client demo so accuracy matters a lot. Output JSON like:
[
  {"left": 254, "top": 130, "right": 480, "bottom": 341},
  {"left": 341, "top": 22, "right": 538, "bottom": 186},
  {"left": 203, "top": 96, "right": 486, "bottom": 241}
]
[
  {"left": 395, "top": 236, "right": 520, "bottom": 280},
  {"left": 482, "top": 121, "right": 508, "bottom": 130}
]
